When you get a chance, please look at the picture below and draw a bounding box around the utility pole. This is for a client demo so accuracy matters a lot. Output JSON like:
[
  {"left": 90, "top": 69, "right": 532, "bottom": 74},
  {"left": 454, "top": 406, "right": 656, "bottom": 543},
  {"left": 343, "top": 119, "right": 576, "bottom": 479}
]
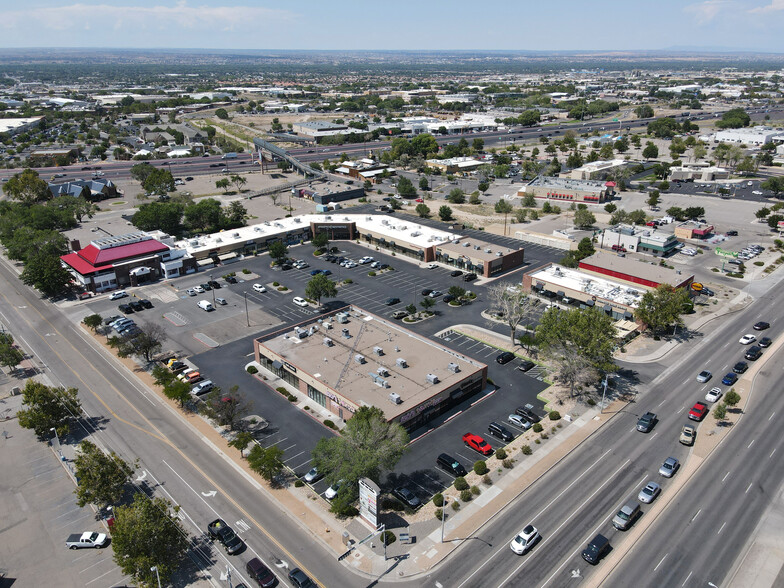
[
  {"left": 441, "top": 496, "right": 449, "bottom": 542},
  {"left": 244, "top": 292, "right": 250, "bottom": 327}
]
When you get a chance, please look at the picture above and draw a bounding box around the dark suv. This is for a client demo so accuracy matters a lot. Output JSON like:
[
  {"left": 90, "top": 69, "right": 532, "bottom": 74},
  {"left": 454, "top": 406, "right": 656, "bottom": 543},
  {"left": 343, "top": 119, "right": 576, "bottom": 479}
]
[
  {"left": 488, "top": 421, "right": 514, "bottom": 442},
  {"left": 582, "top": 534, "right": 610, "bottom": 564},
  {"left": 246, "top": 557, "right": 277, "bottom": 587},
  {"left": 745, "top": 345, "right": 763, "bottom": 361},
  {"left": 515, "top": 405, "right": 541, "bottom": 423},
  {"left": 496, "top": 351, "right": 515, "bottom": 364}
]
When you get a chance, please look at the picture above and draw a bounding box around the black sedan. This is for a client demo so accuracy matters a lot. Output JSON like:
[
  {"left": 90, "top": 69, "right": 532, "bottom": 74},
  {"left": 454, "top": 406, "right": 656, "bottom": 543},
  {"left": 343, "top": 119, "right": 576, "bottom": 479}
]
[
  {"left": 450, "top": 270, "right": 463, "bottom": 277},
  {"left": 385, "top": 297, "right": 401, "bottom": 306},
  {"left": 421, "top": 289, "right": 433, "bottom": 297},
  {"left": 139, "top": 299, "right": 153, "bottom": 309},
  {"left": 463, "top": 273, "right": 478, "bottom": 282},
  {"left": 118, "top": 304, "right": 133, "bottom": 314},
  {"left": 516, "top": 360, "right": 536, "bottom": 372},
  {"left": 733, "top": 361, "right": 748, "bottom": 374},
  {"left": 753, "top": 321, "right": 770, "bottom": 330},
  {"left": 392, "top": 486, "right": 421, "bottom": 509},
  {"left": 225, "top": 275, "right": 238, "bottom": 284},
  {"left": 496, "top": 351, "right": 515, "bottom": 365},
  {"left": 129, "top": 300, "right": 144, "bottom": 312},
  {"left": 759, "top": 336, "right": 772, "bottom": 348}
]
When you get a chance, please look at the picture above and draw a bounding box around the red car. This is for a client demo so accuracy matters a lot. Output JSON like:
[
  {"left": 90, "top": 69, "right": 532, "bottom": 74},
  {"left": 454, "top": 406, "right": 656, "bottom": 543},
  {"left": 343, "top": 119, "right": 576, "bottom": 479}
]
[
  {"left": 462, "top": 433, "right": 493, "bottom": 455},
  {"left": 415, "top": 198, "right": 424, "bottom": 203},
  {"left": 688, "top": 402, "right": 709, "bottom": 421}
]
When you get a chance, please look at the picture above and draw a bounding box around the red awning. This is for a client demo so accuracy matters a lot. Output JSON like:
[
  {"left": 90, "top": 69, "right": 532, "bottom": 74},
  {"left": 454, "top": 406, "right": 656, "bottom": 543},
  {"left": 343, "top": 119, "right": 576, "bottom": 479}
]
[{"left": 605, "top": 181, "right": 616, "bottom": 187}]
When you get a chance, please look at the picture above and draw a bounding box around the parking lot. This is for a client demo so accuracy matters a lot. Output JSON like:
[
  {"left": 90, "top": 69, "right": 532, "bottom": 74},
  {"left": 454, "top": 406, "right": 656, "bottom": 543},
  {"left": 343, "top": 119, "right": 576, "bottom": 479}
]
[
  {"left": 0, "top": 404, "right": 128, "bottom": 587},
  {"left": 73, "top": 237, "right": 560, "bottom": 505}
]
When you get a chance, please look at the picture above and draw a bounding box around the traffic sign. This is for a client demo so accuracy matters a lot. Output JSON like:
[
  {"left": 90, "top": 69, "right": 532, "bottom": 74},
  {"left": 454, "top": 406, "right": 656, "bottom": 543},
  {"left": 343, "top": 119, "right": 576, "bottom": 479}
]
[{"left": 691, "top": 282, "right": 703, "bottom": 292}]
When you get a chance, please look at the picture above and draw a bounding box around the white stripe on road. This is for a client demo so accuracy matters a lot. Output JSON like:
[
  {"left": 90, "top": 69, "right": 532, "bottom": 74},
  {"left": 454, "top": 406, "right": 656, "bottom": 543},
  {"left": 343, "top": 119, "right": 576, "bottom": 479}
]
[{"left": 654, "top": 553, "right": 669, "bottom": 572}]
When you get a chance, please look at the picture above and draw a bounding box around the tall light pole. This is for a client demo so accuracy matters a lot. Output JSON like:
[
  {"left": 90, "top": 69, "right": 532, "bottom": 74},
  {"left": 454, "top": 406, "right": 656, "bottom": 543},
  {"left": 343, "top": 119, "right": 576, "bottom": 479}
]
[
  {"left": 441, "top": 496, "right": 449, "bottom": 543},
  {"left": 600, "top": 374, "right": 613, "bottom": 414},
  {"left": 50, "top": 427, "right": 62, "bottom": 459},
  {"left": 244, "top": 292, "right": 250, "bottom": 327},
  {"left": 151, "top": 566, "right": 162, "bottom": 588}
]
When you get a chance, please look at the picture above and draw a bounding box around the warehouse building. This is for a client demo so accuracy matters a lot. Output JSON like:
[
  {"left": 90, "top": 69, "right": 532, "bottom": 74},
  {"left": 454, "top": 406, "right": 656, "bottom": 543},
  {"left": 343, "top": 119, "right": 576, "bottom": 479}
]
[
  {"left": 253, "top": 306, "right": 488, "bottom": 431},
  {"left": 567, "top": 159, "right": 631, "bottom": 181},
  {"left": 425, "top": 156, "right": 484, "bottom": 175},
  {"left": 715, "top": 126, "right": 784, "bottom": 146},
  {"left": 291, "top": 121, "right": 350, "bottom": 139},
  {"left": 674, "top": 221, "right": 714, "bottom": 240},
  {"left": 517, "top": 175, "right": 614, "bottom": 204},
  {"left": 668, "top": 165, "right": 729, "bottom": 182}
]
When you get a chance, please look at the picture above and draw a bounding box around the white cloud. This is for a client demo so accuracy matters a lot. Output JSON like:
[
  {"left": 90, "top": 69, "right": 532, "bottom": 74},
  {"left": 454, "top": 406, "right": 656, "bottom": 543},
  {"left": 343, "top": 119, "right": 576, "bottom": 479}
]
[
  {"left": 749, "top": 0, "right": 784, "bottom": 12},
  {"left": 0, "top": 1, "right": 295, "bottom": 33},
  {"left": 684, "top": 0, "right": 734, "bottom": 23}
]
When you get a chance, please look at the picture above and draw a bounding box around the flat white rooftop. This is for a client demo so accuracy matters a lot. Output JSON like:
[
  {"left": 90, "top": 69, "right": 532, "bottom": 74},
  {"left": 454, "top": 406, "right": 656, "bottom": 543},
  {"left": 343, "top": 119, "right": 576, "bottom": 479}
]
[{"left": 530, "top": 264, "right": 644, "bottom": 308}]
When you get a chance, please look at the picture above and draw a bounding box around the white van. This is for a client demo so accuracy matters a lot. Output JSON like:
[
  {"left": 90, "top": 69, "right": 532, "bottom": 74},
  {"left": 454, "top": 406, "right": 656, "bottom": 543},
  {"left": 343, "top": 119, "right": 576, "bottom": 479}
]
[{"left": 197, "top": 300, "right": 214, "bottom": 311}]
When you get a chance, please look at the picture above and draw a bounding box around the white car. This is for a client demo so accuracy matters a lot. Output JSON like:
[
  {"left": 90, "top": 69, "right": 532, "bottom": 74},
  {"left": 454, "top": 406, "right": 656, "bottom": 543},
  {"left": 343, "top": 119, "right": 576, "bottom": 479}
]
[
  {"left": 739, "top": 334, "right": 756, "bottom": 345},
  {"left": 638, "top": 481, "right": 661, "bottom": 504},
  {"left": 325, "top": 480, "right": 343, "bottom": 500},
  {"left": 508, "top": 414, "right": 532, "bottom": 430},
  {"left": 705, "top": 387, "right": 723, "bottom": 403},
  {"left": 509, "top": 524, "right": 540, "bottom": 555},
  {"left": 359, "top": 256, "right": 374, "bottom": 264},
  {"left": 109, "top": 290, "right": 127, "bottom": 300},
  {"left": 193, "top": 285, "right": 205, "bottom": 293},
  {"left": 293, "top": 296, "right": 308, "bottom": 307},
  {"left": 253, "top": 283, "right": 266, "bottom": 293},
  {"left": 752, "top": 190, "right": 763, "bottom": 195},
  {"left": 427, "top": 263, "right": 438, "bottom": 269},
  {"left": 185, "top": 288, "right": 197, "bottom": 296}
]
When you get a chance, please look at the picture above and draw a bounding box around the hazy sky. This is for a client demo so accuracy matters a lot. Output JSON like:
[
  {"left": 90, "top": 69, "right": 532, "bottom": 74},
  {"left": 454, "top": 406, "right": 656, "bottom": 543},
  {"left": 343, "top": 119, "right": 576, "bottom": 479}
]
[{"left": 0, "top": 0, "right": 782, "bottom": 52}]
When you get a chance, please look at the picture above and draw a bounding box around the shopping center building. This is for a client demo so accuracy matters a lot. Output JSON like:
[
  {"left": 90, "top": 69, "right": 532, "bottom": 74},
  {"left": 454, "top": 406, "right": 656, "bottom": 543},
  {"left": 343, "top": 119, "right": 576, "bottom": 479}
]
[{"left": 253, "top": 305, "right": 488, "bottom": 431}]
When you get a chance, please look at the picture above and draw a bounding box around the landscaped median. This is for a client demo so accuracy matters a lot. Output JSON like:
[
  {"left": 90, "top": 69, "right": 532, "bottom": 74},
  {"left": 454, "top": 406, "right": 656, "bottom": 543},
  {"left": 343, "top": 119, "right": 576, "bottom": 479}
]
[{"left": 582, "top": 332, "right": 779, "bottom": 588}]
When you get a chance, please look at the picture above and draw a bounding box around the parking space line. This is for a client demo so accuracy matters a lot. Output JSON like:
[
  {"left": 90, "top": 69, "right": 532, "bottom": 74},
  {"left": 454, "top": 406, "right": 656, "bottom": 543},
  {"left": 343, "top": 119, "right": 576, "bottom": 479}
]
[
  {"left": 291, "top": 458, "right": 312, "bottom": 471},
  {"left": 283, "top": 451, "right": 306, "bottom": 464},
  {"left": 85, "top": 568, "right": 120, "bottom": 585},
  {"left": 456, "top": 451, "right": 477, "bottom": 463},
  {"left": 279, "top": 443, "right": 298, "bottom": 452},
  {"left": 79, "top": 557, "right": 109, "bottom": 574}
]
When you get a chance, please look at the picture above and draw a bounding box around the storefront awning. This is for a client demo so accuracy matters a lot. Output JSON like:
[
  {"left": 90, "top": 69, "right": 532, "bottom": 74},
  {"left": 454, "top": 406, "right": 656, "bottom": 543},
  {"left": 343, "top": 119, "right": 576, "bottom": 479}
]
[
  {"left": 218, "top": 252, "right": 238, "bottom": 261},
  {"left": 584, "top": 299, "right": 595, "bottom": 307},
  {"left": 271, "top": 360, "right": 283, "bottom": 370},
  {"left": 197, "top": 258, "right": 214, "bottom": 267},
  {"left": 603, "top": 304, "right": 612, "bottom": 312},
  {"left": 556, "top": 291, "right": 565, "bottom": 298}
]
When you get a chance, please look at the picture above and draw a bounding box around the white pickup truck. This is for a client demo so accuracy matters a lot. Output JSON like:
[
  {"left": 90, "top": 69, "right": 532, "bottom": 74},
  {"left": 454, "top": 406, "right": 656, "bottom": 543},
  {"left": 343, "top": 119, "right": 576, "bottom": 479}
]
[{"left": 66, "top": 531, "right": 109, "bottom": 549}]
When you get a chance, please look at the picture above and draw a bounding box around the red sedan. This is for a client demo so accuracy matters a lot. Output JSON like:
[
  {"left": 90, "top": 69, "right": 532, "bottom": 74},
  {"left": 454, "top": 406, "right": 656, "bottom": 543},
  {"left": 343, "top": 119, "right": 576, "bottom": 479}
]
[
  {"left": 462, "top": 433, "right": 493, "bottom": 455},
  {"left": 688, "top": 402, "right": 709, "bottom": 421}
]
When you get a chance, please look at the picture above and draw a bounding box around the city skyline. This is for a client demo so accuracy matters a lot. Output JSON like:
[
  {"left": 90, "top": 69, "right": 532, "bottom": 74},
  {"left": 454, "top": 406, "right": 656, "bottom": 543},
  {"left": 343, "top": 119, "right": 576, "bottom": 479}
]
[{"left": 0, "top": 0, "right": 783, "bottom": 53}]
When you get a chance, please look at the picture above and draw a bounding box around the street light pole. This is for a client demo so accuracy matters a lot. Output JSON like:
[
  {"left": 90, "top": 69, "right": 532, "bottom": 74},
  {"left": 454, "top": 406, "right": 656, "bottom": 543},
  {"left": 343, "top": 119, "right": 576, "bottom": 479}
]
[
  {"left": 244, "top": 292, "right": 250, "bottom": 327},
  {"left": 601, "top": 375, "right": 610, "bottom": 414},
  {"left": 50, "top": 427, "right": 62, "bottom": 459},
  {"left": 441, "top": 496, "right": 448, "bottom": 543},
  {"left": 151, "top": 566, "right": 162, "bottom": 588}
]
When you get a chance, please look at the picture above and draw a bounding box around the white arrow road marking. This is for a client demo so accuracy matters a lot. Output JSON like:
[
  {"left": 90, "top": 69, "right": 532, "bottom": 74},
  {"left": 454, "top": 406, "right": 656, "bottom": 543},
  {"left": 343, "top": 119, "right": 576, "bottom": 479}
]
[
  {"left": 201, "top": 491, "right": 217, "bottom": 497},
  {"left": 135, "top": 471, "right": 147, "bottom": 482}
]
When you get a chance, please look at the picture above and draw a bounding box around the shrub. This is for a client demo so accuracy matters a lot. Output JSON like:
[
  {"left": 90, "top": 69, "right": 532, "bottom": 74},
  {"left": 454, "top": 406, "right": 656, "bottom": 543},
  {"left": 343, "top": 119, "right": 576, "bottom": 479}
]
[
  {"left": 551, "top": 427, "right": 557, "bottom": 434},
  {"left": 288, "top": 395, "right": 297, "bottom": 402},
  {"left": 454, "top": 476, "right": 469, "bottom": 491},
  {"left": 383, "top": 497, "right": 404, "bottom": 511},
  {"left": 276, "top": 386, "right": 288, "bottom": 395},
  {"left": 503, "top": 458, "right": 513, "bottom": 469},
  {"left": 460, "top": 489, "right": 473, "bottom": 502},
  {"left": 434, "top": 508, "right": 444, "bottom": 521},
  {"left": 495, "top": 448, "right": 507, "bottom": 460},
  {"left": 541, "top": 433, "right": 549, "bottom": 439},
  {"left": 272, "top": 281, "right": 280, "bottom": 286},
  {"left": 246, "top": 365, "right": 258, "bottom": 374},
  {"left": 549, "top": 410, "right": 561, "bottom": 421},
  {"left": 344, "top": 278, "right": 353, "bottom": 284},
  {"left": 532, "top": 423, "right": 543, "bottom": 433},
  {"left": 323, "top": 419, "right": 336, "bottom": 429},
  {"left": 754, "top": 261, "right": 764, "bottom": 266},
  {"left": 368, "top": 271, "right": 376, "bottom": 276},
  {"left": 451, "top": 501, "right": 460, "bottom": 511},
  {"left": 535, "top": 439, "right": 541, "bottom": 444},
  {"left": 242, "top": 268, "right": 251, "bottom": 274},
  {"left": 483, "top": 474, "right": 492, "bottom": 485},
  {"left": 294, "top": 479, "right": 304, "bottom": 488},
  {"left": 586, "top": 397, "right": 596, "bottom": 406},
  {"left": 473, "top": 460, "right": 488, "bottom": 475},
  {"left": 433, "top": 492, "right": 444, "bottom": 507},
  {"left": 521, "top": 445, "right": 532, "bottom": 455}
]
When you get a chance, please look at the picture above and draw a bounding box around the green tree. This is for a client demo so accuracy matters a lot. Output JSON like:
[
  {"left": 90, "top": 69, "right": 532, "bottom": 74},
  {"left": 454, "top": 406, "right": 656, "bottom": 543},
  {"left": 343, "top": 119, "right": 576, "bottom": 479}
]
[
  {"left": 469, "top": 192, "right": 481, "bottom": 205},
  {"left": 131, "top": 201, "right": 184, "bottom": 235},
  {"left": 604, "top": 203, "right": 617, "bottom": 214},
  {"left": 642, "top": 143, "right": 659, "bottom": 160},
  {"left": 635, "top": 105, "right": 654, "bottom": 119},
  {"left": 312, "top": 406, "right": 408, "bottom": 493},
  {"left": 478, "top": 181, "right": 489, "bottom": 193},
  {"left": 566, "top": 150, "right": 584, "bottom": 169},
  {"left": 225, "top": 201, "right": 247, "bottom": 227},
  {"left": 523, "top": 193, "right": 537, "bottom": 207},
  {"left": 142, "top": 168, "right": 175, "bottom": 195},
  {"left": 692, "top": 143, "right": 707, "bottom": 162},
  {"left": 560, "top": 237, "right": 595, "bottom": 267},
  {"left": 514, "top": 208, "right": 528, "bottom": 223},
  {"left": 388, "top": 197, "right": 402, "bottom": 211},
  {"left": 83, "top": 314, "right": 103, "bottom": 332},
  {"left": 20, "top": 250, "right": 74, "bottom": 297},
  {"left": 419, "top": 176, "right": 430, "bottom": 191},
  {"left": 713, "top": 403, "right": 727, "bottom": 422},
  {"left": 0, "top": 332, "right": 24, "bottom": 372},
  {"left": 396, "top": 176, "right": 417, "bottom": 198},
  {"left": 447, "top": 285, "right": 466, "bottom": 301},
  {"left": 110, "top": 494, "right": 189, "bottom": 588},
  {"left": 230, "top": 174, "right": 247, "bottom": 192},
  {"left": 162, "top": 379, "right": 191, "bottom": 408},
  {"left": 215, "top": 178, "right": 230, "bottom": 193},
  {"left": 627, "top": 209, "right": 648, "bottom": 225},
  {"left": 247, "top": 444, "right": 285, "bottom": 482},
  {"left": 200, "top": 386, "right": 251, "bottom": 431},
  {"left": 17, "top": 380, "right": 81, "bottom": 439},
  {"left": 724, "top": 390, "right": 741, "bottom": 408},
  {"left": 312, "top": 231, "right": 329, "bottom": 252},
  {"left": 634, "top": 284, "right": 691, "bottom": 335},
  {"left": 215, "top": 108, "right": 229, "bottom": 120},
  {"left": 228, "top": 431, "right": 255, "bottom": 457},
  {"left": 495, "top": 199, "right": 514, "bottom": 235},
  {"left": 647, "top": 117, "right": 681, "bottom": 138},
  {"left": 114, "top": 323, "right": 166, "bottom": 363},
  {"left": 647, "top": 190, "right": 661, "bottom": 209},
  {"left": 536, "top": 307, "right": 616, "bottom": 396},
  {"left": 768, "top": 215, "right": 784, "bottom": 229},
  {"left": 756, "top": 207, "right": 771, "bottom": 221},
  {"left": 305, "top": 273, "right": 338, "bottom": 306},
  {"left": 184, "top": 198, "right": 224, "bottom": 233},
  {"left": 683, "top": 206, "right": 705, "bottom": 220},
  {"left": 3, "top": 169, "right": 51, "bottom": 204},
  {"left": 472, "top": 138, "right": 484, "bottom": 152},
  {"left": 716, "top": 108, "right": 750, "bottom": 129},
  {"left": 573, "top": 208, "right": 596, "bottom": 229},
  {"left": 415, "top": 203, "right": 431, "bottom": 218},
  {"left": 420, "top": 297, "right": 435, "bottom": 312},
  {"left": 447, "top": 188, "right": 465, "bottom": 204},
  {"left": 439, "top": 205, "right": 454, "bottom": 221},
  {"left": 761, "top": 177, "right": 784, "bottom": 197},
  {"left": 73, "top": 440, "right": 134, "bottom": 507}
]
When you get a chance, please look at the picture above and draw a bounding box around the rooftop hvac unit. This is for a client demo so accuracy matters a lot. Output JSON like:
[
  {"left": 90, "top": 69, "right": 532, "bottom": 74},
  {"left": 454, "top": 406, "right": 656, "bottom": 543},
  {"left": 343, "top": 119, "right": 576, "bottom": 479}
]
[
  {"left": 254, "top": 226, "right": 262, "bottom": 232},
  {"left": 325, "top": 215, "right": 333, "bottom": 221},
  {"left": 377, "top": 366, "right": 389, "bottom": 377},
  {"left": 396, "top": 358, "right": 408, "bottom": 368},
  {"left": 336, "top": 312, "right": 349, "bottom": 324},
  {"left": 389, "top": 393, "right": 402, "bottom": 405},
  {"left": 426, "top": 373, "right": 440, "bottom": 385},
  {"left": 342, "top": 328, "right": 351, "bottom": 339},
  {"left": 323, "top": 321, "right": 333, "bottom": 330},
  {"left": 264, "top": 221, "right": 270, "bottom": 225},
  {"left": 323, "top": 337, "right": 334, "bottom": 347},
  {"left": 373, "top": 346, "right": 384, "bottom": 356},
  {"left": 474, "top": 245, "right": 481, "bottom": 250},
  {"left": 293, "top": 217, "right": 301, "bottom": 223},
  {"left": 215, "top": 237, "right": 222, "bottom": 243},
  {"left": 447, "top": 362, "right": 460, "bottom": 373},
  {"left": 308, "top": 326, "right": 317, "bottom": 336},
  {"left": 485, "top": 248, "right": 492, "bottom": 253},
  {"left": 355, "top": 354, "right": 366, "bottom": 364},
  {"left": 496, "top": 251, "right": 503, "bottom": 256},
  {"left": 190, "top": 240, "right": 199, "bottom": 246},
  {"left": 294, "top": 327, "right": 307, "bottom": 338},
  {"left": 463, "top": 242, "right": 470, "bottom": 247},
  {"left": 366, "top": 216, "right": 372, "bottom": 221}
]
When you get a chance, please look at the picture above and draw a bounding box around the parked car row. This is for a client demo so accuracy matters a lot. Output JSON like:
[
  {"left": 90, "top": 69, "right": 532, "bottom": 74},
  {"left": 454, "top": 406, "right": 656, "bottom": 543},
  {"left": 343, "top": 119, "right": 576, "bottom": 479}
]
[{"left": 118, "top": 298, "right": 153, "bottom": 314}]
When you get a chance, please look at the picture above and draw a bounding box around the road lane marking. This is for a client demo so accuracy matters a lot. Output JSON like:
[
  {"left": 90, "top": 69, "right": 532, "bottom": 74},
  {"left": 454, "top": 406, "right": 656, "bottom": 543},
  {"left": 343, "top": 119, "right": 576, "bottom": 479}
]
[
  {"left": 770, "top": 412, "right": 775, "bottom": 421},
  {"left": 718, "top": 522, "right": 726, "bottom": 534},
  {"left": 746, "top": 482, "right": 753, "bottom": 494},
  {"left": 771, "top": 449, "right": 777, "bottom": 459},
  {"left": 677, "top": 406, "right": 685, "bottom": 414},
  {"left": 650, "top": 432, "right": 658, "bottom": 441},
  {"left": 682, "top": 571, "right": 693, "bottom": 586},
  {"left": 691, "top": 509, "right": 701, "bottom": 523},
  {"left": 722, "top": 471, "right": 731, "bottom": 482},
  {"left": 509, "top": 461, "right": 636, "bottom": 588},
  {"left": 748, "top": 440, "right": 755, "bottom": 449},
  {"left": 654, "top": 553, "right": 669, "bottom": 572},
  {"left": 658, "top": 399, "right": 667, "bottom": 407},
  {"left": 457, "top": 448, "right": 614, "bottom": 588}
]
